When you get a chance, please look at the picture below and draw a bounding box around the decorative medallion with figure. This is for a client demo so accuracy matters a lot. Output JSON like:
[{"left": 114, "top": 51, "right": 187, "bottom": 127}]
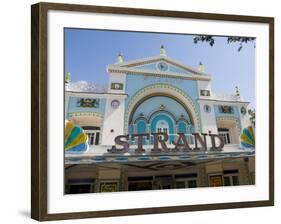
[
  {"left": 157, "top": 62, "right": 169, "bottom": 71},
  {"left": 111, "top": 99, "right": 120, "bottom": 109}
]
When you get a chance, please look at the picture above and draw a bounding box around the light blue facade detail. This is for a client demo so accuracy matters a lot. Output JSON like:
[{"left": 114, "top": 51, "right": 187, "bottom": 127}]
[
  {"left": 150, "top": 112, "right": 175, "bottom": 143},
  {"left": 214, "top": 105, "right": 240, "bottom": 118},
  {"left": 132, "top": 96, "right": 191, "bottom": 123},
  {"left": 125, "top": 75, "right": 199, "bottom": 105},
  {"left": 134, "top": 61, "right": 191, "bottom": 75},
  {"left": 67, "top": 96, "right": 106, "bottom": 119}
]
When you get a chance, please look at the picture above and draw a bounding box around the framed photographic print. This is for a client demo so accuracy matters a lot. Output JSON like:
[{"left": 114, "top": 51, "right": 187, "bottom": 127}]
[{"left": 31, "top": 2, "right": 274, "bottom": 221}]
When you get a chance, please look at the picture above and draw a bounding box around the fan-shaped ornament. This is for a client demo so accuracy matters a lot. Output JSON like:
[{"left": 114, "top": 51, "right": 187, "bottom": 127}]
[
  {"left": 64, "top": 121, "right": 88, "bottom": 153},
  {"left": 240, "top": 126, "right": 255, "bottom": 148}
]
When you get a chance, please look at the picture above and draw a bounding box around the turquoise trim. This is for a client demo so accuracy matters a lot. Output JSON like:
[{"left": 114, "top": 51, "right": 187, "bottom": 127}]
[
  {"left": 150, "top": 112, "right": 175, "bottom": 144},
  {"left": 178, "top": 121, "right": 187, "bottom": 133},
  {"left": 128, "top": 124, "right": 134, "bottom": 135},
  {"left": 136, "top": 120, "right": 146, "bottom": 134}
]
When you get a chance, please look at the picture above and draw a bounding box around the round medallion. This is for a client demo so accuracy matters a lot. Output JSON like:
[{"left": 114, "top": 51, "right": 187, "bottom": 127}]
[
  {"left": 241, "top": 106, "right": 247, "bottom": 115},
  {"left": 203, "top": 105, "right": 211, "bottom": 113},
  {"left": 157, "top": 62, "right": 168, "bottom": 71},
  {"left": 111, "top": 100, "right": 120, "bottom": 109}
]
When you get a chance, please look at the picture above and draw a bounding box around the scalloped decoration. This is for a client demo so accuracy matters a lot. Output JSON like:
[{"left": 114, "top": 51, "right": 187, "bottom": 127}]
[
  {"left": 64, "top": 121, "right": 88, "bottom": 152},
  {"left": 241, "top": 126, "right": 255, "bottom": 148}
]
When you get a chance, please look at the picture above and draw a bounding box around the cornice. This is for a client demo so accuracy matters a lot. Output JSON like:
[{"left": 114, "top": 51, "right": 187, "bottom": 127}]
[
  {"left": 107, "top": 66, "right": 211, "bottom": 81},
  {"left": 109, "top": 55, "right": 211, "bottom": 76}
]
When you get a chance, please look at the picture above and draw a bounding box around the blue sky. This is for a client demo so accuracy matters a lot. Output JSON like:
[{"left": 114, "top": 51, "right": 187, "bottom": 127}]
[{"left": 64, "top": 28, "right": 255, "bottom": 108}]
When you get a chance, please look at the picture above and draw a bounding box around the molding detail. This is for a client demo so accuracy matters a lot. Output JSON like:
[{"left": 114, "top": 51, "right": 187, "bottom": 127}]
[
  {"left": 216, "top": 116, "right": 242, "bottom": 133},
  {"left": 68, "top": 112, "right": 104, "bottom": 119}
]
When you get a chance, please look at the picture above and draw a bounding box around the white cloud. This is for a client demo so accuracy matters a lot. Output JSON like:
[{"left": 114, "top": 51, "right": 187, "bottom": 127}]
[{"left": 68, "top": 81, "right": 107, "bottom": 93}]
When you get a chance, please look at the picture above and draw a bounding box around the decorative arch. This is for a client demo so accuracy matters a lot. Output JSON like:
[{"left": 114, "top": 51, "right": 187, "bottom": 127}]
[
  {"left": 133, "top": 116, "right": 149, "bottom": 124},
  {"left": 68, "top": 112, "right": 104, "bottom": 127},
  {"left": 150, "top": 111, "right": 176, "bottom": 144},
  {"left": 216, "top": 116, "right": 242, "bottom": 144},
  {"left": 148, "top": 109, "right": 177, "bottom": 123},
  {"left": 176, "top": 117, "right": 192, "bottom": 125},
  {"left": 124, "top": 83, "right": 201, "bottom": 133},
  {"left": 216, "top": 116, "right": 242, "bottom": 133},
  {"left": 149, "top": 111, "right": 176, "bottom": 133}
]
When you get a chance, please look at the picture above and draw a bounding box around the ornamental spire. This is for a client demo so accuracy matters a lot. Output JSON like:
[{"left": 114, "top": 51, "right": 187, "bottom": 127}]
[
  {"left": 65, "top": 72, "right": 71, "bottom": 83},
  {"left": 160, "top": 45, "right": 167, "bottom": 56},
  {"left": 116, "top": 52, "right": 123, "bottom": 63},
  {"left": 235, "top": 86, "right": 240, "bottom": 96},
  {"left": 65, "top": 72, "right": 71, "bottom": 91},
  {"left": 198, "top": 61, "right": 205, "bottom": 73}
]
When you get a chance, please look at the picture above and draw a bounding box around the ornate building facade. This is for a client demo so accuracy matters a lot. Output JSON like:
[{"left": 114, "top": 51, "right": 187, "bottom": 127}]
[{"left": 64, "top": 46, "right": 255, "bottom": 194}]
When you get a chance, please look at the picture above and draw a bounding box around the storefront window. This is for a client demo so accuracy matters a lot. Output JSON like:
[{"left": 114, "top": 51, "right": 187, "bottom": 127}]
[
  {"left": 175, "top": 173, "right": 198, "bottom": 188},
  {"left": 223, "top": 176, "right": 231, "bottom": 186},
  {"left": 99, "top": 181, "right": 119, "bottom": 192},
  {"left": 209, "top": 175, "right": 223, "bottom": 187},
  {"left": 128, "top": 176, "right": 153, "bottom": 191},
  {"left": 66, "top": 184, "right": 91, "bottom": 194},
  {"left": 65, "top": 178, "right": 95, "bottom": 194},
  {"left": 210, "top": 170, "right": 240, "bottom": 187},
  {"left": 232, "top": 176, "right": 239, "bottom": 186},
  {"left": 175, "top": 181, "right": 186, "bottom": 189},
  {"left": 223, "top": 169, "right": 239, "bottom": 186},
  {"left": 188, "top": 180, "right": 197, "bottom": 188}
]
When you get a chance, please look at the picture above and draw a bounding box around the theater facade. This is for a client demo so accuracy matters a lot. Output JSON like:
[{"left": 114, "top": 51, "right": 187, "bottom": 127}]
[{"left": 64, "top": 46, "right": 255, "bottom": 194}]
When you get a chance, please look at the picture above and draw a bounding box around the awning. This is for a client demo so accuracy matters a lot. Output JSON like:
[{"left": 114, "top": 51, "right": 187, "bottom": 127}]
[{"left": 65, "top": 150, "right": 255, "bottom": 165}]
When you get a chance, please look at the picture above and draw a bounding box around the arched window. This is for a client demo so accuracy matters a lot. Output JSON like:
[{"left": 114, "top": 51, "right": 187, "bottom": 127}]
[
  {"left": 133, "top": 119, "right": 148, "bottom": 145},
  {"left": 136, "top": 120, "right": 146, "bottom": 134},
  {"left": 178, "top": 121, "right": 187, "bottom": 133}
]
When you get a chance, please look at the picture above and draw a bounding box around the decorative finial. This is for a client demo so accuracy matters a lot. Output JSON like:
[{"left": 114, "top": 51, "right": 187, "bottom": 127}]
[
  {"left": 65, "top": 72, "right": 71, "bottom": 84},
  {"left": 116, "top": 52, "right": 123, "bottom": 63},
  {"left": 235, "top": 86, "right": 240, "bottom": 96},
  {"left": 160, "top": 45, "right": 167, "bottom": 56},
  {"left": 160, "top": 104, "right": 165, "bottom": 110},
  {"left": 198, "top": 62, "right": 205, "bottom": 72},
  {"left": 65, "top": 72, "right": 71, "bottom": 91}
]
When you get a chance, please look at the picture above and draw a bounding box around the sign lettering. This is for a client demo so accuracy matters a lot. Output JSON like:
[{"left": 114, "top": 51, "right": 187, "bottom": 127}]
[{"left": 108, "top": 132, "right": 224, "bottom": 153}]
